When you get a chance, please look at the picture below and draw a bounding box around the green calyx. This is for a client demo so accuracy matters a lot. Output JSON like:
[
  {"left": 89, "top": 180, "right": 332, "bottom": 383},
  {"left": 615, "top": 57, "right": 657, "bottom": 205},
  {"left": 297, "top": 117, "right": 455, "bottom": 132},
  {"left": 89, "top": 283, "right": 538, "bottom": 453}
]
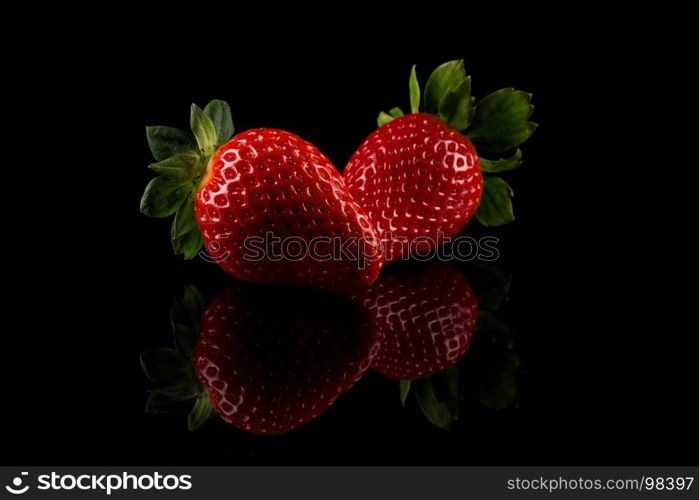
[
  {"left": 376, "top": 60, "right": 538, "bottom": 228},
  {"left": 140, "top": 286, "right": 215, "bottom": 431},
  {"left": 399, "top": 366, "right": 461, "bottom": 430},
  {"left": 140, "top": 100, "right": 235, "bottom": 259}
]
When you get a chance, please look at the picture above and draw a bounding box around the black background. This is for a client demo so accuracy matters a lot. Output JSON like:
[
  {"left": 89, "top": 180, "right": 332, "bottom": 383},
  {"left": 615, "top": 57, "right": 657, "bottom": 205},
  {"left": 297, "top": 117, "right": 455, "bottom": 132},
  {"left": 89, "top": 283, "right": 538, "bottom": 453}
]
[{"left": 4, "top": 17, "right": 694, "bottom": 466}]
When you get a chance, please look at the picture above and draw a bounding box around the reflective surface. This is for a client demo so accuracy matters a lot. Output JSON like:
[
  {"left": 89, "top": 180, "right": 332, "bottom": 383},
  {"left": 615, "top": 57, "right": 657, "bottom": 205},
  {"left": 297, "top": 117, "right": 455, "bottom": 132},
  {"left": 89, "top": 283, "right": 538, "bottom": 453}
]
[{"left": 141, "top": 262, "right": 519, "bottom": 435}]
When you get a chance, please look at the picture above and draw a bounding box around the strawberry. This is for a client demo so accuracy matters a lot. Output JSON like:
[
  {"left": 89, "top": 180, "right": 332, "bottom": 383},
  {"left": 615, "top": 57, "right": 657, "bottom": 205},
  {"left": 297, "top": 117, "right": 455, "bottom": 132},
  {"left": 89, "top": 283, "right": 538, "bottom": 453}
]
[
  {"left": 343, "top": 60, "right": 537, "bottom": 262},
  {"left": 141, "top": 101, "right": 383, "bottom": 291},
  {"left": 349, "top": 262, "right": 478, "bottom": 380},
  {"left": 344, "top": 113, "right": 483, "bottom": 261},
  {"left": 193, "top": 285, "right": 379, "bottom": 435}
]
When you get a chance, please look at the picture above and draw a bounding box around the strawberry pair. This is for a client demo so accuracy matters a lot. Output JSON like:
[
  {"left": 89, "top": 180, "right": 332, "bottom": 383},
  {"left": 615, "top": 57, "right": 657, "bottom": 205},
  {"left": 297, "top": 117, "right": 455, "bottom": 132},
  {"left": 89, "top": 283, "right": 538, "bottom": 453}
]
[{"left": 141, "top": 60, "right": 535, "bottom": 291}]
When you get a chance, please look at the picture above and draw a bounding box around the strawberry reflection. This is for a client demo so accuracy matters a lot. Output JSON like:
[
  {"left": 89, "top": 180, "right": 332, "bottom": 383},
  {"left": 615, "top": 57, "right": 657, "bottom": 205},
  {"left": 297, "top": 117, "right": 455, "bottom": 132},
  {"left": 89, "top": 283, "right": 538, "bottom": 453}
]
[
  {"left": 350, "top": 261, "right": 478, "bottom": 380},
  {"left": 141, "top": 263, "right": 519, "bottom": 434},
  {"left": 193, "top": 285, "right": 378, "bottom": 435},
  {"left": 371, "top": 263, "right": 521, "bottom": 430}
]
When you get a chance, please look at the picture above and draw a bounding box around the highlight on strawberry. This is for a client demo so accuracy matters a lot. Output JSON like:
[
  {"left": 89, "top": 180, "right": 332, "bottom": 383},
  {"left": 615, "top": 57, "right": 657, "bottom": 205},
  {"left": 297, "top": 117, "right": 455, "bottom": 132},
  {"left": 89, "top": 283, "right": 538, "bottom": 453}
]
[
  {"left": 140, "top": 101, "right": 383, "bottom": 291},
  {"left": 343, "top": 60, "right": 537, "bottom": 262}
]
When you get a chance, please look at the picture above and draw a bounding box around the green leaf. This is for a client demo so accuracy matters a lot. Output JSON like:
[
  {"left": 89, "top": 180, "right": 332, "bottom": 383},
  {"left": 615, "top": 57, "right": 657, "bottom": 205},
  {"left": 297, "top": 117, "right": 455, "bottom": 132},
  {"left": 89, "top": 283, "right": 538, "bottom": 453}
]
[
  {"left": 172, "top": 321, "right": 196, "bottom": 355},
  {"left": 467, "top": 88, "right": 537, "bottom": 153},
  {"left": 172, "top": 195, "right": 203, "bottom": 260},
  {"left": 439, "top": 76, "right": 474, "bottom": 131},
  {"left": 146, "top": 126, "right": 197, "bottom": 161},
  {"left": 377, "top": 111, "right": 394, "bottom": 127},
  {"left": 148, "top": 153, "right": 199, "bottom": 181},
  {"left": 171, "top": 195, "right": 196, "bottom": 240},
  {"left": 190, "top": 104, "right": 218, "bottom": 155},
  {"left": 170, "top": 285, "right": 206, "bottom": 344},
  {"left": 188, "top": 391, "right": 214, "bottom": 431},
  {"left": 182, "top": 285, "right": 205, "bottom": 328},
  {"left": 140, "top": 176, "right": 190, "bottom": 218},
  {"left": 409, "top": 65, "right": 420, "bottom": 113},
  {"left": 479, "top": 149, "right": 523, "bottom": 173},
  {"left": 172, "top": 306, "right": 196, "bottom": 356},
  {"left": 400, "top": 380, "right": 411, "bottom": 407},
  {"left": 424, "top": 60, "right": 467, "bottom": 115},
  {"left": 140, "top": 347, "right": 190, "bottom": 384},
  {"left": 148, "top": 378, "right": 199, "bottom": 400},
  {"left": 175, "top": 230, "right": 203, "bottom": 261},
  {"left": 388, "top": 107, "right": 404, "bottom": 118},
  {"left": 475, "top": 176, "right": 515, "bottom": 227},
  {"left": 171, "top": 285, "right": 205, "bottom": 357},
  {"left": 203, "top": 99, "right": 234, "bottom": 145},
  {"left": 414, "top": 376, "right": 456, "bottom": 430},
  {"left": 145, "top": 391, "right": 192, "bottom": 414}
]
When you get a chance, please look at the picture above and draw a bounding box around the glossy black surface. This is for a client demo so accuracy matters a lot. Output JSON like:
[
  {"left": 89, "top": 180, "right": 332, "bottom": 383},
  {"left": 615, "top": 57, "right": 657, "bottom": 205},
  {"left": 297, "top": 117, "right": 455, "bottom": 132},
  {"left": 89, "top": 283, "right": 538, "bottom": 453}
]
[{"left": 5, "top": 24, "right": 695, "bottom": 465}]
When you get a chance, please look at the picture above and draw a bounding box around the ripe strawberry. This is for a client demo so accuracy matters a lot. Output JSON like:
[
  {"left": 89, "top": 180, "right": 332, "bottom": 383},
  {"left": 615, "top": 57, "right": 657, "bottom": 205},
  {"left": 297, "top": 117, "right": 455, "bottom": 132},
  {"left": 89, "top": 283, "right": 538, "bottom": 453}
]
[
  {"left": 343, "top": 60, "right": 536, "bottom": 262},
  {"left": 344, "top": 113, "right": 482, "bottom": 261},
  {"left": 349, "top": 262, "right": 478, "bottom": 380},
  {"left": 193, "top": 285, "right": 379, "bottom": 435},
  {"left": 141, "top": 101, "right": 382, "bottom": 291}
]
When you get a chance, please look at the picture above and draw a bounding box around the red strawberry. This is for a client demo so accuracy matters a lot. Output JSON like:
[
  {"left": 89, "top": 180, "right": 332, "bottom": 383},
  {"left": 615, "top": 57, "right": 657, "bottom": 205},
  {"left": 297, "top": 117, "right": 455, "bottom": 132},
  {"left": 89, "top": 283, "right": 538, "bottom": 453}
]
[
  {"left": 141, "top": 101, "right": 382, "bottom": 291},
  {"left": 344, "top": 113, "right": 482, "bottom": 262},
  {"left": 349, "top": 262, "right": 478, "bottom": 380},
  {"left": 193, "top": 285, "right": 379, "bottom": 434},
  {"left": 343, "top": 60, "right": 536, "bottom": 262}
]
